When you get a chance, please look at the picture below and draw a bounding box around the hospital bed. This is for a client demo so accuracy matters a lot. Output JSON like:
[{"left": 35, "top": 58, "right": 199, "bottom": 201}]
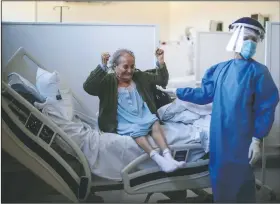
[{"left": 1, "top": 47, "right": 212, "bottom": 203}]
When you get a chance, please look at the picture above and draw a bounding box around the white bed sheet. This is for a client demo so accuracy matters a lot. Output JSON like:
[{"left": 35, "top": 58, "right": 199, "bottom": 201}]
[
  {"left": 89, "top": 122, "right": 207, "bottom": 181},
  {"left": 35, "top": 98, "right": 211, "bottom": 181}
]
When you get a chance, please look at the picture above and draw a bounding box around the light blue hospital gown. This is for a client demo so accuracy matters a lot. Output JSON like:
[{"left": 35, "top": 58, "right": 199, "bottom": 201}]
[{"left": 117, "top": 82, "right": 158, "bottom": 138}]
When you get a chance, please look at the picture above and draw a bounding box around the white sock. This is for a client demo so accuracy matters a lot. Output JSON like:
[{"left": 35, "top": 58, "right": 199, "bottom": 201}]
[
  {"left": 163, "top": 149, "right": 186, "bottom": 168},
  {"left": 150, "top": 150, "right": 178, "bottom": 173}
]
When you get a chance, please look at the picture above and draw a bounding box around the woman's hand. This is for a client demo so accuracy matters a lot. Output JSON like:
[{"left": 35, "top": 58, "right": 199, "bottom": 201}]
[
  {"left": 155, "top": 48, "right": 165, "bottom": 65},
  {"left": 101, "top": 52, "right": 110, "bottom": 65}
]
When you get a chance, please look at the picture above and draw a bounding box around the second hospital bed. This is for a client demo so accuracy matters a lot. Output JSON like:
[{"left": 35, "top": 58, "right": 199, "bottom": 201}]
[{"left": 1, "top": 47, "right": 212, "bottom": 203}]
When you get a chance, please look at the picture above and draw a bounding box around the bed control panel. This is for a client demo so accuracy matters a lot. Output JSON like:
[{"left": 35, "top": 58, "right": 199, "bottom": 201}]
[
  {"left": 39, "top": 125, "right": 54, "bottom": 144},
  {"left": 173, "top": 150, "right": 189, "bottom": 162}
]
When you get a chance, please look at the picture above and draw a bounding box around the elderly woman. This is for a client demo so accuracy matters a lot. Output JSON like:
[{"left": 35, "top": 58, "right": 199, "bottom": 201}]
[{"left": 83, "top": 48, "right": 185, "bottom": 173}]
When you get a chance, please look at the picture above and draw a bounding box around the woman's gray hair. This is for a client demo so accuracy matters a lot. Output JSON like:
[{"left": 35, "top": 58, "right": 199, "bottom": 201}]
[{"left": 109, "top": 49, "right": 135, "bottom": 69}]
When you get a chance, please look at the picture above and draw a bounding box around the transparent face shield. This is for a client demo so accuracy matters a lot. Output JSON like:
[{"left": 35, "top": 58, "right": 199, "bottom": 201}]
[{"left": 226, "top": 23, "right": 265, "bottom": 53}]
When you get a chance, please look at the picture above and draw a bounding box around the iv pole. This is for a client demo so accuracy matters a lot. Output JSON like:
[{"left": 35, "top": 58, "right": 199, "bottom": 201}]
[
  {"left": 53, "top": 6, "right": 70, "bottom": 23},
  {"left": 34, "top": 1, "right": 38, "bottom": 22}
]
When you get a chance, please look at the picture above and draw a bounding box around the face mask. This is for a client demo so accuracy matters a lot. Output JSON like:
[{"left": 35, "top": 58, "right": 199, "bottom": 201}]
[{"left": 240, "top": 40, "right": 257, "bottom": 60}]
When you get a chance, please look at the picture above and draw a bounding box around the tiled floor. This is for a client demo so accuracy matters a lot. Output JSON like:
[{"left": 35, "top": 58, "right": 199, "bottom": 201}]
[{"left": 2, "top": 151, "right": 280, "bottom": 203}]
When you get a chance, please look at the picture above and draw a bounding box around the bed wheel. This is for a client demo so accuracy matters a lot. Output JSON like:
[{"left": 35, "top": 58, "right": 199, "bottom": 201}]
[{"left": 85, "top": 193, "right": 104, "bottom": 203}]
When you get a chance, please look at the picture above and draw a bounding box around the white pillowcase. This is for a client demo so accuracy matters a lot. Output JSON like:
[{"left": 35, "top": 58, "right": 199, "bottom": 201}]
[
  {"left": 36, "top": 68, "right": 60, "bottom": 99},
  {"left": 36, "top": 67, "right": 74, "bottom": 121}
]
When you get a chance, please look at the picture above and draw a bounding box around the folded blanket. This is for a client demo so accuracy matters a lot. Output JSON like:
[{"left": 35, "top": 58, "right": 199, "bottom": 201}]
[
  {"left": 158, "top": 98, "right": 212, "bottom": 121},
  {"left": 157, "top": 98, "right": 212, "bottom": 153}
]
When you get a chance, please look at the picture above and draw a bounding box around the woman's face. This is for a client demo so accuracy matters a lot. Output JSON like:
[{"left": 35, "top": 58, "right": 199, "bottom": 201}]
[
  {"left": 115, "top": 53, "right": 135, "bottom": 82},
  {"left": 244, "top": 35, "right": 258, "bottom": 43}
]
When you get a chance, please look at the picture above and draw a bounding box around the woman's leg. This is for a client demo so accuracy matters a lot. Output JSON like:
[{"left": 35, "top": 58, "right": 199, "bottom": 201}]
[
  {"left": 151, "top": 121, "right": 186, "bottom": 168},
  {"left": 134, "top": 136, "right": 154, "bottom": 154},
  {"left": 135, "top": 136, "right": 178, "bottom": 173},
  {"left": 151, "top": 121, "right": 168, "bottom": 151}
]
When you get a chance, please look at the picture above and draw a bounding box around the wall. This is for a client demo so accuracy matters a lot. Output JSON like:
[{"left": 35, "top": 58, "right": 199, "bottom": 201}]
[
  {"left": 2, "top": 1, "right": 170, "bottom": 41},
  {"left": 169, "top": 1, "right": 280, "bottom": 40},
  {"left": 62, "top": 1, "right": 170, "bottom": 41},
  {"left": 1, "top": 1, "right": 36, "bottom": 22},
  {"left": 2, "top": 1, "right": 279, "bottom": 41}
]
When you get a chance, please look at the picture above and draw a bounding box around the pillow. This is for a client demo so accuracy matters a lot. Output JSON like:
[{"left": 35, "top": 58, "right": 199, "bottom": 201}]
[
  {"left": 36, "top": 67, "right": 74, "bottom": 121},
  {"left": 7, "top": 72, "right": 46, "bottom": 104},
  {"left": 36, "top": 68, "right": 60, "bottom": 99}
]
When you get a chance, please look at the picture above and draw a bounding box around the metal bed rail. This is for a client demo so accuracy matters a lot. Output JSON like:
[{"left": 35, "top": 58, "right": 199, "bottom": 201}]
[{"left": 2, "top": 81, "right": 92, "bottom": 202}]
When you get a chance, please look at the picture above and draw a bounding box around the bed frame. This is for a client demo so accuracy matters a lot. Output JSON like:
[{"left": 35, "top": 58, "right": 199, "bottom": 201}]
[{"left": 1, "top": 47, "right": 212, "bottom": 202}]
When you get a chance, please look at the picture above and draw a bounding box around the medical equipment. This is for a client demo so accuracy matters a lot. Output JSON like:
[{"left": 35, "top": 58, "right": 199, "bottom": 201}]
[
  {"left": 2, "top": 47, "right": 213, "bottom": 203},
  {"left": 53, "top": 6, "right": 70, "bottom": 23},
  {"left": 161, "top": 39, "right": 194, "bottom": 78}
]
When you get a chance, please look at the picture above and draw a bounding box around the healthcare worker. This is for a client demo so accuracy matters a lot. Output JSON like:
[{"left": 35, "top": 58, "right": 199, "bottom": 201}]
[{"left": 158, "top": 17, "right": 279, "bottom": 202}]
